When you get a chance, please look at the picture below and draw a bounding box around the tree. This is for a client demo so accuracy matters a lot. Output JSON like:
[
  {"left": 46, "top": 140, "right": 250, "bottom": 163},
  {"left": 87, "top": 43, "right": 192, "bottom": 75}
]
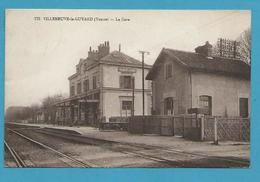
[
  {"left": 29, "top": 103, "right": 41, "bottom": 123},
  {"left": 237, "top": 28, "right": 251, "bottom": 65},
  {"left": 42, "top": 94, "right": 65, "bottom": 124},
  {"left": 5, "top": 106, "right": 31, "bottom": 122}
]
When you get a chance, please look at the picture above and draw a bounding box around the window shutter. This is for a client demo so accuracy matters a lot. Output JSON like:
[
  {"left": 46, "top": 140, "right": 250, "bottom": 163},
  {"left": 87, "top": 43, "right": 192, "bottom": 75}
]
[
  {"left": 132, "top": 77, "right": 135, "bottom": 89},
  {"left": 119, "top": 76, "right": 124, "bottom": 88},
  {"left": 169, "top": 63, "right": 173, "bottom": 77}
]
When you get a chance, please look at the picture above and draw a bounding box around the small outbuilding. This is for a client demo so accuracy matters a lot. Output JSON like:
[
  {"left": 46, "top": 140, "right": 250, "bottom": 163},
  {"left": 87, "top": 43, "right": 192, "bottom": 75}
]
[{"left": 146, "top": 42, "right": 250, "bottom": 117}]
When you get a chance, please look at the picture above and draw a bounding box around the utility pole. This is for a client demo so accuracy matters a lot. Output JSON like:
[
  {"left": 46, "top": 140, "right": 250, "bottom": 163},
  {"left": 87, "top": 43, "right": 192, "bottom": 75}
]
[
  {"left": 139, "top": 50, "right": 149, "bottom": 116},
  {"left": 132, "top": 76, "right": 135, "bottom": 116}
]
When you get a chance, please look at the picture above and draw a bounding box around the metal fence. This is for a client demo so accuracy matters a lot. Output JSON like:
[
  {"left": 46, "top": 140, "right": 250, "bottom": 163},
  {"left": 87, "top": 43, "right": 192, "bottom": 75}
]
[{"left": 204, "top": 116, "right": 250, "bottom": 142}]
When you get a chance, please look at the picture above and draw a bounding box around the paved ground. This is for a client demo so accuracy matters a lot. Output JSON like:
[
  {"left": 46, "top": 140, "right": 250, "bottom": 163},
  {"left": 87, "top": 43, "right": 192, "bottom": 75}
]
[{"left": 10, "top": 122, "right": 249, "bottom": 161}]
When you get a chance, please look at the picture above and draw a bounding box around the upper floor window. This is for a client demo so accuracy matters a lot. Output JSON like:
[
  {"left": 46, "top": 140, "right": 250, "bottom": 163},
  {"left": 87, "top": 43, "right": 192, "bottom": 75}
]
[
  {"left": 77, "top": 82, "right": 82, "bottom": 94},
  {"left": 199, "top": 95, "right": 212, "bottom": 115},
  {"left": 70, "top": 85, "right": 75, "bottom": 96},
  {"left": 120, "top": 76, "right": 134, "bottom": 89},
  {"left": 93, "top": 76, "right": 97, "bottom": 89},
  {"left": 165, "top": 63, "right": 173, "bottom": 79},
  {"left": 83, "top": 79, "right": 89, "bottom": 93}
]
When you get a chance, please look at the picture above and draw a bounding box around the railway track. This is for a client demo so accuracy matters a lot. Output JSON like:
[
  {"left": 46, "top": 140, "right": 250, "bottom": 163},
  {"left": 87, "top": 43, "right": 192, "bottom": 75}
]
[
  {"left": 21, "top": 126, "right": 250, "bottom": 167},
  {"left": 4, "top": 140, "right": 27, "bottom": 167},
  {"left": 6, "top": 123, "right": 250, "bottom": 167},
  {"left": 6, "top": 128, "right": 98, "bottom": 168}
]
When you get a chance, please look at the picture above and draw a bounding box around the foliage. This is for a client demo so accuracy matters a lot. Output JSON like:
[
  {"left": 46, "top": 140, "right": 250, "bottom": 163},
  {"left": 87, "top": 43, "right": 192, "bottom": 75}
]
[{"left": 237, "top": 28, "right": 251, "bottom": 65}]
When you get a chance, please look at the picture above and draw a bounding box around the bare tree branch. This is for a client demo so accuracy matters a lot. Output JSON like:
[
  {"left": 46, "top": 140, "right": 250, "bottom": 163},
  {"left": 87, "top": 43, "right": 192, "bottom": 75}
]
[{"left": 237, "top": 28, "right": 251, "bottom": 64}]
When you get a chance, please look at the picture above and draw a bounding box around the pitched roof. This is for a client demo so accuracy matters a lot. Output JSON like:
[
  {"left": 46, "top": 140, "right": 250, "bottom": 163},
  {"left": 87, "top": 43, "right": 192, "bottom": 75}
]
[
  {"left": 100, "top": 51, "right": 150, "bottom": 66},
  {"left": 146, "top": 48, "right": 250, "bottom": 80},
  {"left": 68, "top": 50, "right": 152, "bottom": 80}
]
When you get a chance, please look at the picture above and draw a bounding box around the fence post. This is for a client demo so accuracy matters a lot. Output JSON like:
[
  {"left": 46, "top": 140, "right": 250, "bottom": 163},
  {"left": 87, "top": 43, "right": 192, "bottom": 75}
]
[
  {"left": 214, "top": 116, "right": 218, "bottom": 145},
  {"left": 239, "top": 118, "right": 242, "bottom": 141},
  {"left": 142, "top": 116, "right": 144, "bottom": 134},
  {"left": 160, "top": 117, "right": 162, "bottom": 135},
  {"left": 200, "top": 115, "right": 205, "bottom": 141}
]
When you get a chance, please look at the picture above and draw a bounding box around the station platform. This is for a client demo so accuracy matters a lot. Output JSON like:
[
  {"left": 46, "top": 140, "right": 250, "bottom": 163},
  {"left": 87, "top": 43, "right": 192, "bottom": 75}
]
[{"left": 9, "top": 122, "right": 250, "bottom": 160}]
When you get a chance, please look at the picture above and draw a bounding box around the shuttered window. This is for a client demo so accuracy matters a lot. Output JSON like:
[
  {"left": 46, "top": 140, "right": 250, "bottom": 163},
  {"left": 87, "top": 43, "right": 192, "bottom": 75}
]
[
  {"left": 70, "top": 86, "right": 75, "bottom": 96},
  {"left": 93, "top": 76, "right": 97, "bottom": 89},
  {"left": 77, "top": 82, "right": 81, "bottom": 94},
  {"left": 83, "top": 79, "right": 89, "bottom": 93},
  {"left": 119, "top": 76, "right": 134, "bottom": 89},
  {"left": 165, "top": 63, "right": 173, "bottom": 79}
]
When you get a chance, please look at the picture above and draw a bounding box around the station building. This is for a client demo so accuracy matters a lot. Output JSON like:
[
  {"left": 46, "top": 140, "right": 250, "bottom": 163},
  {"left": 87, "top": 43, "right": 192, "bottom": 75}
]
[
  {"left": 55, "top": 42, "right": 152, "bottom": 126},
  {"left": 146, "top": 42, "right": 250, "bottom": 117}
]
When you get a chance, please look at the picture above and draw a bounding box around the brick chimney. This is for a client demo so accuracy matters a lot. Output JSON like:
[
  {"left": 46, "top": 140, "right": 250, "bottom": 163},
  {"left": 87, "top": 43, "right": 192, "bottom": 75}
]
[
  {"left": 195, "top": 41, "right": 213, "bottom": 57},
  {"left": 88, "top": 46, "right": 99, "bottom": 60},
  {"left": 98, "top": 41, "right": 110, "bottom": 59},
  {"left": 87, "top": 41, "right": 110, "bottom": 60}
]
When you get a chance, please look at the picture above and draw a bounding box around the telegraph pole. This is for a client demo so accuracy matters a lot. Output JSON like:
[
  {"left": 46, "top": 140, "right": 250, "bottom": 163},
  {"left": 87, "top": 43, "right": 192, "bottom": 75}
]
[
  {"left": 139, "top": 51, "right": 149, "bottom": 116},
  {"left": 132, "top": 77, "right": 135, "bottom": 116}
]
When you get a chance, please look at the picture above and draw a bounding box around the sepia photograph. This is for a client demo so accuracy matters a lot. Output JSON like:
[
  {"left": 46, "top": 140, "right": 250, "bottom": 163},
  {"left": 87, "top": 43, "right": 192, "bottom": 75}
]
[{"left": 4, "top": 9, "right": 251, "bottom": 168}]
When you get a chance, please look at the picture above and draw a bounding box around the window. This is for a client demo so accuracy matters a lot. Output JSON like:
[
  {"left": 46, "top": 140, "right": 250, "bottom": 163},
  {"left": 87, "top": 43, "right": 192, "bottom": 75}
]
[
  {"left": 83, "top": 79, "right": 89, "bottom": 93},
  {"left": 120, "top": 76, "right": 134, "bottom": 89},
  {"left": 94, "top": 93, "right": 100, "bottom": 100},
  {"left": 165, "top": 63, "right": 173, "bottom": 79},
  {"left": 164, "top": 97, "right": 174, "bottom": 115},
  {"left": 77, "top": 82, "right": 82, "bottom": 94},
  {"left": 121, "top": 101, "right": 132, "bottom": 116},
  {"left": 239, "top": 98, "right": 248, "bottom": 117},
  {"left": 70, "top": 86, "right": 75, "bottom": 96},
  {"left": 199, "top": 95, "right": 212, "bottom": 115},
  {"left": 93, "top": 76, "right": 97, "bottom": 89}
]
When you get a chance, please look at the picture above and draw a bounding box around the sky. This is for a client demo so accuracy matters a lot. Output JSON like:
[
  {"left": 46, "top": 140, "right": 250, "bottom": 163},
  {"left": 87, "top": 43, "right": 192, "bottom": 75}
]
[{"left": 5, "top": 10, "right": 251, "bottom": 110}]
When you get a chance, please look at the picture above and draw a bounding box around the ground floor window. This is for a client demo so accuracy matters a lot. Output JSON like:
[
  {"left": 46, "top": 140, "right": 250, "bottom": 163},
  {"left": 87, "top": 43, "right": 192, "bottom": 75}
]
[
  {"left": 121, "top": 100, "right": 132, "bottom": 117},
  {"left": 164, "top": 97, "right": 174, "bottom": 115},
  {"left": 239, "top": 98, "right": 248, "bottom": 117},
  {"left": 199, "top": 95, "right": 212, "bottom": 115}
]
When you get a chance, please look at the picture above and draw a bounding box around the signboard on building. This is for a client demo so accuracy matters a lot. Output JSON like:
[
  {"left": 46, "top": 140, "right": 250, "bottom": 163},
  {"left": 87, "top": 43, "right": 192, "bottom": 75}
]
[{"left": 118, "top": 67, "right": 137, "bottom": 73}]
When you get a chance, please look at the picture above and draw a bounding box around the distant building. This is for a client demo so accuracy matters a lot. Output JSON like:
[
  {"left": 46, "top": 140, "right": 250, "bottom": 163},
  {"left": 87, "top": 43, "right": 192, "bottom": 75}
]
[
  {"left": 146, "top": 42, "right": 250, "bottom": 117},
  {"left": 55, "top": 41, "right": 152, "bottom": 126}
]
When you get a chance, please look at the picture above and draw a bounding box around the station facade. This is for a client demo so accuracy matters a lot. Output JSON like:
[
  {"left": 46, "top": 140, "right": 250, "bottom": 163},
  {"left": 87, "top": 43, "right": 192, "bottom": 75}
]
[{"left": 55, "top": 42, "right": 152, "bottom": 126}]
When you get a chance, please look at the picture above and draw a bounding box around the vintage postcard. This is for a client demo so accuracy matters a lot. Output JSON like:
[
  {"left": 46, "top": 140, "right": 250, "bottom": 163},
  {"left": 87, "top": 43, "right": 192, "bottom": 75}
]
[{"left": 4, "top": 9, "right": 251, "bottom": 168}]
